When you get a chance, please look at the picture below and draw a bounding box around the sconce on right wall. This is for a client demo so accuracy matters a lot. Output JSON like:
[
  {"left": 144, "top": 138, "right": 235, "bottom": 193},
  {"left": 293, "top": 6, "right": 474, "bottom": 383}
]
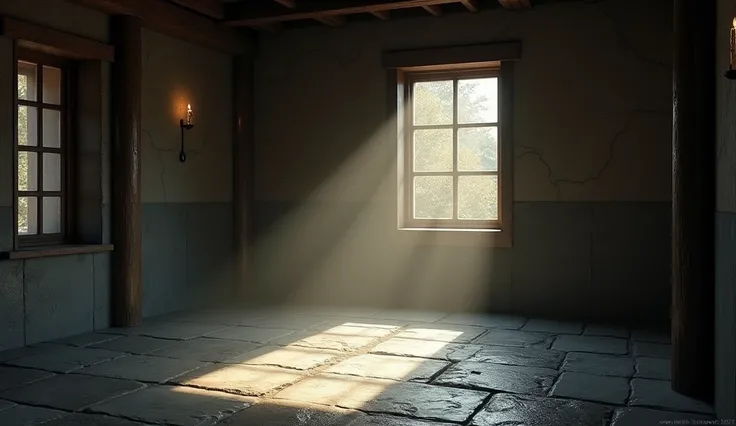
[{"left": 725, "top": 18, "right": 736, "bottom": 79}]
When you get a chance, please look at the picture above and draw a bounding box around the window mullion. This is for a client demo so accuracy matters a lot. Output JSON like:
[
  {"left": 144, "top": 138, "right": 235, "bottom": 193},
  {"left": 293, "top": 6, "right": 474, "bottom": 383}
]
[
  {"left": 36, "top": 64, "right": 44, "bottom": 235},
  {"left": 452, "top": 78, "right": 459, "bottom": 221}
]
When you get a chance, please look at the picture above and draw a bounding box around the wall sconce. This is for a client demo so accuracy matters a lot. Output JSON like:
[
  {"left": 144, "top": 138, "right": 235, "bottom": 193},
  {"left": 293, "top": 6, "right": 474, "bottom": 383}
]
[
  {"left": 726, "top": 18, "right": 736, "bottom": 79},
  {"left": 179, "top": 104, "right": 194, "bottom": 162}
]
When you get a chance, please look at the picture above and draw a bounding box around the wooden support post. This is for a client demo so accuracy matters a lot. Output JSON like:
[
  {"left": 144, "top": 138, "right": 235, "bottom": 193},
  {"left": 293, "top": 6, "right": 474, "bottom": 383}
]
[
  {"left": 671, "top": 0, "right": 715, "bottom": 402},
  {"left": 111, "top": 15, "right": 142, "bottom": 327},
  {"left": 233, "top": 55, "right": 254, "bottom": 297}
]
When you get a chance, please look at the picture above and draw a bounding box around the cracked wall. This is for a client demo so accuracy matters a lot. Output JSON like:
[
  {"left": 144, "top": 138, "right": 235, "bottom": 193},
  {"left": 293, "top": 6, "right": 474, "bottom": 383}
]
[
  {"left": 140, "top": 29, "right": 234, "bottom": 317},
  {"left": 716, "top": 0, "right": 736, "bottom": 419},
  {"left": 252, "top": 0, "right": 673, "bottom": 325}
]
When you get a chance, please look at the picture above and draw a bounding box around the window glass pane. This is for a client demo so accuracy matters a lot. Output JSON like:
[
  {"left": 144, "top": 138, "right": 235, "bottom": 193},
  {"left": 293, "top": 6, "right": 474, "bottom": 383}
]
[
  {"left": 43, "top": 153, "right": 61, "bottom": 191},
  {"left": 414, "top": 176, "right": 453, "bottom": 219},
  {"left": 458, "top": 175, "right": 498, "bottom": 220},
  {"left": 458, "top": 78, "right": 498, "bottom": 124},
  {"left": 18, "top": 106, "right": 38, "bottom": 146},
  {"left": 458, "top": 127, "right": 498, "bottom": 172},
  {"left": 18, "top": 151, "right": 38, "bottom": 191},
  {"left": 414, "top": 129, "right": 453, "bottom": 172},
  {"left": 18, "top": 61, "right": 37, "bottom": 101},
  {"left": 413, "top": 80, "right": 453, "bottom": 125},
  {"left": 43, "top": 66, "right": 62, "bottom": 105},
  {"left": 42, "top": 197, "right": 61, "bottom": 234},
  {"left": 43, "top": 109, "right": 61, "bottom": 148},
  {"left": 18, "top": 196, "right": 38, "bottom": 235}
]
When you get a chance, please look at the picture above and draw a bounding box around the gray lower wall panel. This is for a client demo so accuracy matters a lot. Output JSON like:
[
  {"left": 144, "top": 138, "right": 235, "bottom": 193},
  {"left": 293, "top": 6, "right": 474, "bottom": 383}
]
[
  {"left": 716, "top": 211, "right": 736, "bottom": 419},
  {"left": 142, "top": 202, "right": 233, "bottom": 318},
  {"left": 0, "top": 260, "right": 23, "bottom": 351},
  {"left": 24, "top": 255, "right": 95, "bottom": 344},
  {"left": 253, "top": 200, "right": 671, "bottom": 327},
  {"left": 93, "top": 252, "right": 111, "bottom": 330}
]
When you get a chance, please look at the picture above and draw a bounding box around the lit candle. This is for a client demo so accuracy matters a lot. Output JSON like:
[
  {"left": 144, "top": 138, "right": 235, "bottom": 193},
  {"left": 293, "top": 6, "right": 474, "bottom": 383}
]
[{"left": 186, "top": 104, "right": 193, "bottom": 126}]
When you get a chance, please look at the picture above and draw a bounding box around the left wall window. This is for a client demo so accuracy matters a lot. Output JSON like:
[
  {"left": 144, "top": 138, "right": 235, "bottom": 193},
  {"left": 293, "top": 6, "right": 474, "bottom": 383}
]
[{"left": 16, "top": 52, "right": 70, "bottom": 247}]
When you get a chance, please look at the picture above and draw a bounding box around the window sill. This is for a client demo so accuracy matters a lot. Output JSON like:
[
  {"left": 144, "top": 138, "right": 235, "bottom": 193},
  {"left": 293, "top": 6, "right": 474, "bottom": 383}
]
[
  {"left": 398, "top": 228, "right": 512, "bottom": 247},
  {"left": 1, "top": 244, "right": 114, "bottom": 260}
]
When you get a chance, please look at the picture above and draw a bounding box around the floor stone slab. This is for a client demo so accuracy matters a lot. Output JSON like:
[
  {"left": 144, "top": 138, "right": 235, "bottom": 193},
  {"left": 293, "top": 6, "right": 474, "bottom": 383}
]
[
  {"left": 521, "top": 319, "right": 583, "bottom": 335},
  {"left": 371, "top": 338, "right": 482, "bottom": 362},
  {"left": 275, "top": 373, "right": 489, "bottom": 423},
  {"left": 43, "top": 413, "right": 147, "bottom": 425},
  {"left": 0, "top": 345, "right": 51, "bottom": 363},
  {"left": 396, "top": 324, "right": 486, "bottom": 343},
  {"left": 102, "top": 322, "right": 227, "bottom": 341},
  {"left": 635, "top": 357, "right": 670, "bottom": 380},
  {"left": 0, "top": 404, "right": 67, "bottom": 425},
  {"left": 433, "top": 361, "right": 557, "bottom": 395},
  {"left": 326, "top": 354, "right": 449, "bottom": 382},
  {"left": 173, "top": 364, "right": 304, "bottom": 396},
  {"left": 239, "top": 315, "right": 331, "bottom": 330},
  {"left": 224, "top": 345, "right": 343, "bottom": 370},
  {"left": 550, "top": 372, "right": 630, "bottom": 405},
  {"left": 470, "top": 393, "right": 610, "bottom": 426},
  {"left": 473, "top": 330, "right": 554, "bottom": 348},
  {"left": 52, "top": 333, "right": 122, "bottom": 348},
  {"left": 632, "top": 342, "right": 671, "bottom": 358},
  {"left": 552, "top": 335, "right": 628, "bottom": 355},
  {"left": 272, "top": 331, "right": 379, "bottom": 352},
  {"left": 0, "top": 374, "right": 144, "bottom": 411},
  {"left": 319, "top": 319, "right": 407, "bottom": 330},
  {"left": 438, "top": 314, "right": 527, "bottom": 330},
  {"left": 77, "top": 354, "right": 208, "bottom": 383},
  {"left": 629, "top": 378, "right": 714, "bottom": 414},
  {"left": 466, "top": 346, "right": 565, "bottom": 369},
  {"left": 353, "top": 415, "right": 456, "bottom": 425},
  {"left": 206, "top": 326, "right": 296, "bottom": 344},
  {"left": 151, "top": 338, "right": 260, "bottom": 362},
  {"left": 6, "top": 346, "right": 124, "bottom": 373},
  {"left": 218, "top": 400, "right": 365, "bottom": 425},
  {"left": 90, "top": 385, "right": 255, "bottom": 426},
  {"left": 583, "top": 324, "right": 629, "bottom": 338},
  {"left": 371, "top": 310, "right": 446, "bottom": 323},
  {"left": 0, "top": 366, "right": 54, "bottom": 392},
  {"left": 0, "top": 400, "right": 15, "bottom": 411},
  {"left": 90, "top": 335, "right": 176, "bottom": 355},
  {"left": 611, "top": 407, "right": 714, "bottom": 426},
  {"left": 631, "top": 331, "right": 670, "bottom": 344},
  {"left": 560, "top": 352, "right": 635, "bottom": 377}
]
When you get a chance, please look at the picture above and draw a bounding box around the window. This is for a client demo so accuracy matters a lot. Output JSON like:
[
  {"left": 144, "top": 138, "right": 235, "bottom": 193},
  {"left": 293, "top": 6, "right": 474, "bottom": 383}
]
[
  {"left": 398, "top": 65, "right": 511, "bottom": 237},
  {"left": 15, "top": 51, "right": 70, "bottom": 247}
]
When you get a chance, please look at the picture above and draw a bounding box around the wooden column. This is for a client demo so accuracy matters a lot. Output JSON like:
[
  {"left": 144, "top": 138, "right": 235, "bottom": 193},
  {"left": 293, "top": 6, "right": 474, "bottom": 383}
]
[
  {"left": 671, "top": 0, "right": 715, "bottom": 402},
  {"left": 111, "top": 15, "right": 143, "bottom": 326},
  {"left": 233, "top": 55, "right": 254, "bottom": 297}
]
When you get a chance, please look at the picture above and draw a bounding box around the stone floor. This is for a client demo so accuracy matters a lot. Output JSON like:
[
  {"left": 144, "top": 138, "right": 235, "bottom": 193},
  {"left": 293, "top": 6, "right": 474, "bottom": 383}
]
[{"left": 0, "top": 307, "right": 716, "bottom": 425}]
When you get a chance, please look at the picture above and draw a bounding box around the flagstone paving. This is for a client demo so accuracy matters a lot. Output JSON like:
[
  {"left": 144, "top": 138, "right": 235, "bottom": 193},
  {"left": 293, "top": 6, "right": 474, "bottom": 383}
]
[{"left": 0, "top": 307, "right": 714, "bottom": 425}]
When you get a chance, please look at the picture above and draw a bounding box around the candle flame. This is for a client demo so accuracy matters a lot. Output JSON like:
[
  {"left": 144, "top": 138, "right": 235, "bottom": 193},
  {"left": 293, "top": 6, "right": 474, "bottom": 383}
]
[{"left": 187, "top": 104, "right": 192, "bottom": 112}]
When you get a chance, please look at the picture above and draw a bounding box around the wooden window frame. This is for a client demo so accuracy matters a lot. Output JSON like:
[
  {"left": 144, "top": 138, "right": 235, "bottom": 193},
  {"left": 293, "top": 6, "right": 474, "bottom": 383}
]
[
  {"left": 401, "top": 67, "right": 503, "bottom": 231},
  {"left": 14, "top": 47, "right": 75, "bottom": 249}
]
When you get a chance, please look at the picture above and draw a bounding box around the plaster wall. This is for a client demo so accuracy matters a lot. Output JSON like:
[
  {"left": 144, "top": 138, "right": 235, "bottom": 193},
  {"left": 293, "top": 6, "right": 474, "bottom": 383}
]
[
  {"left": 716, "top": 0, "right": 736, "bottom": 418},
  {"left": 140, "top": 29, "right": 234, "bottom": 317},
  {"left": 253, "top": 0, "right": 673, "bottom": 326}
]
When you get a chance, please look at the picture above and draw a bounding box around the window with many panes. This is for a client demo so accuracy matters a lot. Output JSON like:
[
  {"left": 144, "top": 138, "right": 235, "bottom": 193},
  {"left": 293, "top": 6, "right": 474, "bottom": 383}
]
[
  {"left": 401, "top": 67, "right": 505, "bottom": 231},
  {"left": 16, "top": 52, "right": 69, "bottom": 247}
]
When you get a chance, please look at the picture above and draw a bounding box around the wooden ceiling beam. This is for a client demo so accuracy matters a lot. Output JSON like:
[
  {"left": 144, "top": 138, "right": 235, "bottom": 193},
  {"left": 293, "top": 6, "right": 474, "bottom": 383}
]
[
  {"left": 422, "top": 5, "right": 443, "bottom": 16},
  {"left": 223, "top": 0, "right": 466, "bottom": 27},
  {"left": 271, "top": 0, "right": 296, "bottom": 8},
  {"left": 371, "top": 10, "right": 391, "bottom": 19},
  {"left": 167, "top": 0, "right": 224, "bottom": 19},
  {"left": 497, "top": 0, "right": 532, "bottom": 9},
  {"left": 460, "top": 0, "right": 479, "bottom": 12},
  {"left": 64, "top": 0, "right": 254, "bottom": 54},
  {"left": 315, "top": 15, "right": 346, "bottom": 26}
]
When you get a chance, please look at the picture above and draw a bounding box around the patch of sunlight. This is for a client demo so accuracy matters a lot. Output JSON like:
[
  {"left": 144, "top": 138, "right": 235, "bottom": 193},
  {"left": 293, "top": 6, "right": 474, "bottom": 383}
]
[{"left": 398, "top": 327, "right": 465, "bottom": 342}]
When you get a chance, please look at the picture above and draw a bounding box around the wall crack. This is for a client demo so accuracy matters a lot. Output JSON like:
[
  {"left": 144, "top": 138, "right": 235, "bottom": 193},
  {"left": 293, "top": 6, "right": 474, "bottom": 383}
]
[{"left": 516, "top": 108, "right": 667, "bottom": 198}]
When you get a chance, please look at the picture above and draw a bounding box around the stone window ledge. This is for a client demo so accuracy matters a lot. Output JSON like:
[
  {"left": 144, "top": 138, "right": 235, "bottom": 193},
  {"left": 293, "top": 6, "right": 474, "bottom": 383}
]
[{"left": 1, "top": 244, "right": 114, "bottom": 260}]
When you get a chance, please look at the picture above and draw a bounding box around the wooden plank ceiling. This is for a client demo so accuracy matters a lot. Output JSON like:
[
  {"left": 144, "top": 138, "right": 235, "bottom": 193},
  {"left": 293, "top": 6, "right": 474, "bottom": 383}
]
[{"left": 168, "top": 0, "right": 533, "bottom": 30}]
